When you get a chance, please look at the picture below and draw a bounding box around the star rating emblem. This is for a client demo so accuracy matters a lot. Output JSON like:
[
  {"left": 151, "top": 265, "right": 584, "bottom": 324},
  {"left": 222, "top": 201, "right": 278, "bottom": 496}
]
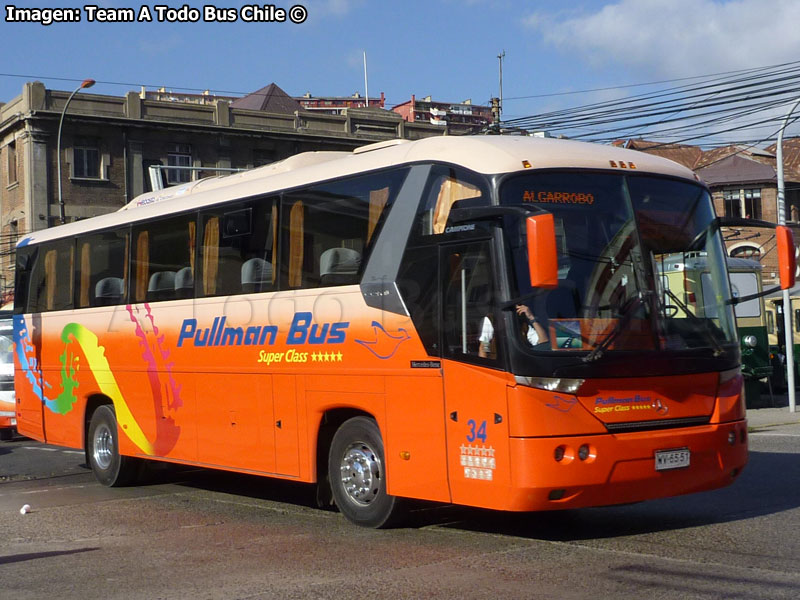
[{"left": 310, "top": 351, "right": 344, "bottom": 363}]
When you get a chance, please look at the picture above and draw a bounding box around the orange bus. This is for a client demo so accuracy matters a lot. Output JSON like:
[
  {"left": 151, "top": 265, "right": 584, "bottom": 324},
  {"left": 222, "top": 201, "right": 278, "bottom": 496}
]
[{"left": 13, "top": 136, "right": 795, "bottom": 527}]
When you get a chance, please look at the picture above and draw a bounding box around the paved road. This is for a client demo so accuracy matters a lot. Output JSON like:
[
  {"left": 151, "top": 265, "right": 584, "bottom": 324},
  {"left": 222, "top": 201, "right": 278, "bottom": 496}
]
[{"left": 1, "top": 413, "right": 799, "bottom": 600}]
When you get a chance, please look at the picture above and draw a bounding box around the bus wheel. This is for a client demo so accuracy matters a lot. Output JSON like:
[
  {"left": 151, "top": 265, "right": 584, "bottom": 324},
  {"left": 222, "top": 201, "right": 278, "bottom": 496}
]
[
  {"left": 87, "top": 405, "right": 140, "bottom": 487},
  {"left": 328, "top": 416, "right": 403, "bottom": 528}
]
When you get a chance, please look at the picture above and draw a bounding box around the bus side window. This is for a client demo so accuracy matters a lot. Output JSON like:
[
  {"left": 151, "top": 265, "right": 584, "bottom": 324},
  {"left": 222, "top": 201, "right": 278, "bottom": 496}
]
[
  {"left": 414, "top": 166, "right": 488, "bottom": 237},
  {"left": 132, "top": 215, "right": 196, "bottom": 303},
  {"left": 280, "top": 168, "right": 408, "bottom": 290},
  {"left": 14, "top": 247, "right": 36, "bottom": 315},
  {"left": 76, "top": 230, "right": 129, "bottom": 308},
  {"left": 198, "top": 198, "right": 276, "bottom": 297},
  {"left": 25, "top": 240, "right": 74, "bottom": 313},
  {"left": 442, "top": 242, "right": 498, "bottom": 364}
]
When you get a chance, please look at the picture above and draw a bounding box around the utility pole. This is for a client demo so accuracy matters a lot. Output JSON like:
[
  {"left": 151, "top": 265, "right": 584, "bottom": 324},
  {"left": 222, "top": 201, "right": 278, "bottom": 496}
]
[
  {"left": 497, "top": 50, "right": 505, "bottom": 122},
  {"left": 777, "top": 97, "right": 800, "bottom": 412},
  {"left": 363, "top": 51, "right": 369, "bottom": 108}
]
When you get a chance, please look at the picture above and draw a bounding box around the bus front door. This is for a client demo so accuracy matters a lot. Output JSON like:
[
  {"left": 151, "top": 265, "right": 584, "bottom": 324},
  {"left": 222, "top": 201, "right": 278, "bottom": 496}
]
[{"left": 440, "top": 242, "right": 512, "bottom": 507}]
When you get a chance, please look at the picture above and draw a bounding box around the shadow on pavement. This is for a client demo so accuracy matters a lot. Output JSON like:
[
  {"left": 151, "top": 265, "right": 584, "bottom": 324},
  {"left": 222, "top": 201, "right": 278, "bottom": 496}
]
[
  {"left": 138, "top": 448, "right": 799, "bottom": 539},
  {"left": 429, "top": 449, "right": 800, "bottom": 539},
  {"left": 0, "top": 547, "right": 100, "bottom": 566}
]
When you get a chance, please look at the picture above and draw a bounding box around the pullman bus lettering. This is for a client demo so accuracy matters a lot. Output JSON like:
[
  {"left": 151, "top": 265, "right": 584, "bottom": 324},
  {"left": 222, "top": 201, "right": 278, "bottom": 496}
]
[
  {"left": 178, "top": 317, "right": 278, "bottom": 348},
  {"left": 177, "top": 312, "right": 349, "bottom": 348}
]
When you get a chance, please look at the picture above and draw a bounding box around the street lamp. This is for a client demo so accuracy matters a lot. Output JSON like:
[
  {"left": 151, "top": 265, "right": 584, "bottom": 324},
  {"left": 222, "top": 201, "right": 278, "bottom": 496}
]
[
  {"left": 56, "top": 78, "right": 95, "bottom": 225},
  {"left": 776, "top": 96, "right": 800, "bottom": 413}
]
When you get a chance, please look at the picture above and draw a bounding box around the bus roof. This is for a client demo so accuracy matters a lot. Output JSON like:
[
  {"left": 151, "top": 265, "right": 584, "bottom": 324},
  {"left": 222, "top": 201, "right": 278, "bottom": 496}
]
[{"left": 19, "top": 135, "right": 699, "bottom": 247}]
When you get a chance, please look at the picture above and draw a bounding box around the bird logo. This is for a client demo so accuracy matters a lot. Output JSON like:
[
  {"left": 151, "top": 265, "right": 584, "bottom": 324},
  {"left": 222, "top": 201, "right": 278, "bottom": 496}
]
[
  {"left": 546, "top": 395, "right": 578, "bottom": 413},
  {"left": 355, "top": 321, "right": 411, "bottom": 359}
]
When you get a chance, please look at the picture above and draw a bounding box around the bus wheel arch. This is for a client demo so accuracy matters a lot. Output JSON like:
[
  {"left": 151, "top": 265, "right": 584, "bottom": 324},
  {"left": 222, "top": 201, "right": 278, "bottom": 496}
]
[
  {"left": 327, "top": 414, "right": 404, "bottom": 528},
  {"left": 85, "top": 399, "right": 141, "bottom": 487}
]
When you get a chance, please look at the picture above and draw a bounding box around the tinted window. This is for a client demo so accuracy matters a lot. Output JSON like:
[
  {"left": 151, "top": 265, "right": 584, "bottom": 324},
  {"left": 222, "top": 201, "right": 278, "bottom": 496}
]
[
  {"left": 199, "top": 199, "right": 276, "bottom": 297},
  {"left": 411, "top": 165, "right": 490, "bottom": 239},
  {"left": 281, "top": 168, "right": 408, "bottom": 289},
  {"left": 21, "top": 240, "right": 74, "bottom": 313},
  {"left": 76, "top": 230, "right": 129, "bottom": 307},
  {"left": 132, "top": 215, "right": 196, "bottom": 303}
]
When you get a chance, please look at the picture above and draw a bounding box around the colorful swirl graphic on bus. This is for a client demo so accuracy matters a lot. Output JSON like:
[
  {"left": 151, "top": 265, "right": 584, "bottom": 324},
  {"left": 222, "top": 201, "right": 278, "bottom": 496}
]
[
  {"left": 127, "top": 304, "right": 182, "bottom": 455},
  {"left": 14, "top": 307, "right": 183, "bottom": 456}
]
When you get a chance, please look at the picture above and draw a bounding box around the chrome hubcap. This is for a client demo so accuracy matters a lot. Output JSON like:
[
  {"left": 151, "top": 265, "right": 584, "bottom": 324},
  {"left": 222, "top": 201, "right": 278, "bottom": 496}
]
[
  {"left": 93, "top": 424, "right": 114, "bottom": 470},
  {"left": 339, "top": 442, "right": 381, "bottom": 506}
]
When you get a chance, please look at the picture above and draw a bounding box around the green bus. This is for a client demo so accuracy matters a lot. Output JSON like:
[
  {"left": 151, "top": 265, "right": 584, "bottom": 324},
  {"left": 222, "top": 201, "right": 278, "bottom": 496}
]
[
  {"left": 765, "top": 285, "right": 800, "bottom": 390},
  {"left": 660, "top": 256, "right": 770, "bottom": 406}
]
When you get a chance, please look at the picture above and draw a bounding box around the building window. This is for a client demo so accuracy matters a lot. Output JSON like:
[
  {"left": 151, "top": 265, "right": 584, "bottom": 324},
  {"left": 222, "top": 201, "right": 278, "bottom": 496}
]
[
  {"left": 743, "top": 188, "right": 761, "bottom": 219},
  {"left": 167, "top": 143, "right": 192, "bottom": 184},
  {"left": 723, "top": 190, "right": 741, "bottom": 218},
  {"left": 723, "top": 188, "right": 762, "bottom": 219},
  {"left": 729, "top": 244, "right": 761, "bottom": 259},
  {"left": 7, "top": 141, "right": 17, "bottom": 185},
  {"left": 73, "top": 140, "right": 100, "bottom": 178}
]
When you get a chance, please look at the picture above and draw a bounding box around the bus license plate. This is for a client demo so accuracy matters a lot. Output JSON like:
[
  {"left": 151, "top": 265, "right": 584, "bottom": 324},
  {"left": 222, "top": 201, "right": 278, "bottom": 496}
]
[{"left": 655, "top": 448, "right": 690, "bottom": 471}]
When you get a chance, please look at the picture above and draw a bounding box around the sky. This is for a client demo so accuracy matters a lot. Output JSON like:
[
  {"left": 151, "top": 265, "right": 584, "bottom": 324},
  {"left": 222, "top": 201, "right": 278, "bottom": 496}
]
[{"left": 3, "top": 0, "right": 800, "bottom": 143}]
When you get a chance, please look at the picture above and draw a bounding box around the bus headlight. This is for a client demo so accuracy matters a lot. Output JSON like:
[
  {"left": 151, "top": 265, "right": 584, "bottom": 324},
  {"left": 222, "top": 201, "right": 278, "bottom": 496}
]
[
  {"left": 742, "top": 335, "right": 758, "bottom": 348},
  {"left": 515, "top": 376, "right": 584, "bottom": 393}
]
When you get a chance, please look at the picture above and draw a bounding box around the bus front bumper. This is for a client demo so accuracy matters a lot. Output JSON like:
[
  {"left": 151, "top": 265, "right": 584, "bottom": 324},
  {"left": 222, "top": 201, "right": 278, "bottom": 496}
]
[{"left": 503, "top": 420, "right": 748, "bottom": 512}]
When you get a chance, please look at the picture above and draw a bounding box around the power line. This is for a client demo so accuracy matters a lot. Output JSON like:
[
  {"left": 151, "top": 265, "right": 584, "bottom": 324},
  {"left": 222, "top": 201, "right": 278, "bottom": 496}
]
[
  {"left": 502, "top": 60, "right": 800, "bottom": 102},
  {"left": 502, "top": 61, "right": 800, "bottom": 146}
]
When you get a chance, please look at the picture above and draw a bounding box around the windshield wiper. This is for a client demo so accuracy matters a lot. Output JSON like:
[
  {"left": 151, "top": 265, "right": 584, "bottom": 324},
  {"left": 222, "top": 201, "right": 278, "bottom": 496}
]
[
  {"left": 583, "top": 292, "right": 647, "bottom": 362},
  {"left": 661, "top": 287, "right": 724, "bottom": 356}
]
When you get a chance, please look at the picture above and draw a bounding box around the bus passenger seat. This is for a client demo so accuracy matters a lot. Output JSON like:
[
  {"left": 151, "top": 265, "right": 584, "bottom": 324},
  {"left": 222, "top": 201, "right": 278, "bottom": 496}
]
[
  {"left": 174, "top": 267, "right": 194, "bottom": 299},
  {"left": 147, "top": 271, "right": 176, "bottom": 302},
  {"left": 320, "top": 248, "right": 361, "bottom": 286},
  {"left": 241, "top": 258, "right": 273, "bottom": 293},
  {"left": 95, "top": 277, "right": 124, "bottom": 306}
]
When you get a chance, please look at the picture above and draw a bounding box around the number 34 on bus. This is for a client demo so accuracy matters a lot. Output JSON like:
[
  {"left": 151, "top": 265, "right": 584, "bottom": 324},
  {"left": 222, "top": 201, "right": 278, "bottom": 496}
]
[{"left": 12, "top": 136, "right": 796, "bottom": 527}]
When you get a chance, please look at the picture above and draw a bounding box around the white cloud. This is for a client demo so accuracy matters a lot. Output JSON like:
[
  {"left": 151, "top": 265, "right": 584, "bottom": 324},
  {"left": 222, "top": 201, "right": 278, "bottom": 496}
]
[{"left": 525, "top": 0, "right": 800, "bottom": 77}]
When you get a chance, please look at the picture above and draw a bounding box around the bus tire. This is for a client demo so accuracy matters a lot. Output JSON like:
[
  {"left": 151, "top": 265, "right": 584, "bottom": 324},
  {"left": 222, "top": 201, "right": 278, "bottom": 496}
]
[
  {"left": 328, "top": 416, "right": 403, "bottom": 528},
  {"left": 87, "top": 405, "right": 140, "bottom": 487}
]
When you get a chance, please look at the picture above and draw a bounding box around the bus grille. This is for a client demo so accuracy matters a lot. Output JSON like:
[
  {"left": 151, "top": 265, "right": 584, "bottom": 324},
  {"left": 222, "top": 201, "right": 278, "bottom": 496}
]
[{"left": 605, "top": 416, "right": 711, "bottom": 433}]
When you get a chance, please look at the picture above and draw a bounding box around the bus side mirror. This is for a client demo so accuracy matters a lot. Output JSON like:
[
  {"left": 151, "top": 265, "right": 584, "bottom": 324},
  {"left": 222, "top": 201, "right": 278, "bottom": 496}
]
[
  {"left": 776, "top": 225, "right": 796, "bottom": 290},
  {"left": 526, "top": 214, "right": 558, "bottom": 289}
]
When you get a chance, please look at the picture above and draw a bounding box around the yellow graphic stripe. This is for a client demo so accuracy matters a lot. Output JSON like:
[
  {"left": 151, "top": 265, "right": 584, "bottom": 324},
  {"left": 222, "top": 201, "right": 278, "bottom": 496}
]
[{"left": 63, "top": 323, "right": 155, "bottom": 455}]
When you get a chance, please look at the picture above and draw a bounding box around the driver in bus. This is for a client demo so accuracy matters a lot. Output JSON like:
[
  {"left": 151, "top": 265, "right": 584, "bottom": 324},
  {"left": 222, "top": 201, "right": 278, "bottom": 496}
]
[{"left": 478, "top": 303, "right": 548, "bottom": 358}]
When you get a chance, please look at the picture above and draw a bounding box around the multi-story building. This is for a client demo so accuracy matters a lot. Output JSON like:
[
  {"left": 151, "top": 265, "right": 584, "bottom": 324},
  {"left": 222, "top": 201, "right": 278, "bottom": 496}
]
[
  {"left": 392, "top": 95, "right": 493, "bottom": 135},
  {"left": 0, "top": 81, "right": 442, "bottom": 301}
]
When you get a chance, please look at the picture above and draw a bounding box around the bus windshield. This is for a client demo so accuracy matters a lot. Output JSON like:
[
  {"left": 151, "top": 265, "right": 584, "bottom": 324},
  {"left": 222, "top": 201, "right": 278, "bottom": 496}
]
[{"left": 501, "top": 172, "right": 737, "bottom": 368}]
